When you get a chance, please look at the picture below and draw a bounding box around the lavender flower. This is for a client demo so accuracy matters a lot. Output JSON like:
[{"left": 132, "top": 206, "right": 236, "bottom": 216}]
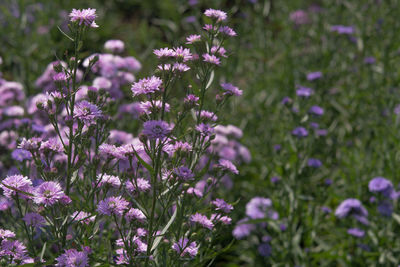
[
  {"left": 11, "top": 149, "right": 32, "bottom": 162},
  {"left": 216, "top": 159, "right": 239, "bottom": 174},
  {"left": 335, "top": 198, "right": 368, "bottom": 224},
  {"left": 202, "top": 54, "right": 220, "bottom": 65},
  {"left": 306, "top": 71, "right": 323, "bottom": 81},
  {"left": 246, "top": 197, "right": 277, "bottom": 219},
  {"left": 307, "top": 158, "right": 322, "bottom": 168},
  {"left": 292, "top": 127, "right": 308, "bottom": 137},
  {"left": 195, "top": 123, "right": 214, "bottom": 137},
  {"left": 96, "top": 174, "right": 121, "bottom": 188},
  {"left": 368, "top": 177, "right": 395, "bottom": 199},
  {"left": 204, "top": 9, "right": 227, "bottom": 21},
  {"left": 232, "top": 219, "right": 256, "bottom": 239},
  {"left": 331, "top": 25, "right": 354, "bottom": 35},
  {"left": 71, "top": 211, "right": 96, "bottom": 225},
  {"left": 347, "top": 228, "right": 365, "bottom": 238},
  {"left": 104, "top": 39, "right": 125, "bottom": 53},
  {"left": 296, "top": 86, "right": 314, "bottom": 97},
  {"left": 126, "top": 178, "right": 151, "bottom": 193},
  {"left": 309, "top": 105, "right": 324, "bottom": 116}
]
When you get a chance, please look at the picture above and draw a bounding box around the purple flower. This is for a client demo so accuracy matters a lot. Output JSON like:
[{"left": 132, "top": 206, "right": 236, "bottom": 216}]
[
  {"left": 321, "top": 206, "right": 332, "bottom": 214},
  {"left": 331, "top": 25, "right": 354, "bottom": 35},
  {"left": 307, "top": 71, "right": 323, "bottom": 81},
  {"left": 246, "top": 197, "right": 277, "bottom": 220},
  {"left": 347, "top": 228, "right": 365, "bottom": 238},
  {"left": 0, "top": 175, "right": 33, "bottom": 199},
  {"left": 96, "top": 174, "right": 121, "bottom": 188},
  {"left": 34, "top": 181, "right": 65, "bottom": 206},
  {"left": 296, "top": 86, "right": 314, "bottom": 97},
  {"left": 309, "top": 105, "right": 324, "bottom": 116},
  {"left": 199, "top": 110, "right": 218, "bottom": 121},
  {"left": 221, "top": 83, "right": 243, "bottom": 96},
  {"left": 195, "top": 123, "right": 214, "bottom": 137},
  {"left": 186, "top": 34, "right": 201, "bottom": 44},
  {"left": 131, "top": 76, "right": 163, "bottom": 97},
  {"left": 377, "top": 201, "right": 393, "bottom": 217},
  {"left": 69, "top": 8, "right": 98, "bottom": 28},
  {"left": 364, "top": 57, "right": 376, "bottom": 64},
  {"left": 23, "top": 213, "right": 46, "bottom": 227},
  {"left": 125, "top": 208, "right": 146, "bottom": 222},
  {"left": 292, "top": 127, "right": 308, "bottom": 138},
  {"left": 104, "top": 39, "right": 125, "bottom": 53},
  {"left": 173, "top": 47, "right": 193, "bottom": 62},
  {"left": 56, "top": 248, "right": 89, "bottom": 267},
  {"left": 307, "top": 158, "right": 322, "bottom": 168},
  {"left": 172, "top": 238, "right": 198, "bottom": 258},
  {"left": 289, "top": 10, "right": 309, "bottom": 25},
  {"left": 73, "top": 101, "right": 102, "bottom": 126},
  {"left": 190, "top": 213, "right": 214, "bottom": 230},
  {"left": 1, "top": 239, "right": 31, "bottom": 263},
  {"left": 204, "top": 9, "right": 227, "bottom": 21},
  {"left": 219, "top": 26, "right": 237, "bottom": 37},
  {"left": 368, "top": 177, "right": 395, "bottom": 199},
  {"left": 281, "top": 97, "right": 292, "bottom": 105},
  {"left": 97, "top": 196, "right": 129, "bottom": 216},
  {"left": 173, "top": 166, "right": 194, "bottom": 180},
  {"left": 0, "top": 229, "right": 16, "bottom": 239},
  {"left": 126, "top": 178, "right": 151, "bottom": 193},
  {"left": 335, "top": 198, "right": 368, "bottom": 224},
  {"left": 153, "top": 48, "right": 174, "bottom": 58},
  {"left": 11, "top": 149, "right": 32, "bottom": 162},
  {"left": 258, "top": 243, "right": 272, "bottom": 257},
  {"left": 71, "top": 211, "right": 96, "bottom": 225},
  {"left": 212, "top": 198, "right": 233, "bottom": 213},
  {"left": 142, "top": 120, "right": 171, "bottom": 140},
  {"left": 270, "top": 176, "right": 280, "bottom": 183},
  {"left": 217, "top": 159, "right": 239, "bottom": 174},
  {"left": 232, "top": 219, "right": 255, "bottom": 239},
  {"left": 203, "top": 54, "right": 221, "bottom": 65}
]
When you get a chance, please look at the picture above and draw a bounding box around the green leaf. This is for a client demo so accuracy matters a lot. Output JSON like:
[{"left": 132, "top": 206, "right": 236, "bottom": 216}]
[
  {"left": 57, "top": 26, "right": 74, "bottom": 42},
  {"left": 151, "top": 200, "right": 178, "bottom": 252}
]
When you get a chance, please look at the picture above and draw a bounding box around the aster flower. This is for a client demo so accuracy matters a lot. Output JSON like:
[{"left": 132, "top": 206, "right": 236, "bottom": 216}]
[
  {"left": 368, "top": 177, "right": 396, "bottom": 199},
  {"left": 335, "top": 198, "right": 368, "bottom": 225},
  {"left": 186, "top": 34, "right": 202, "bottom": 44},
  {"left": 104, "top": 39, "right": 125, "bottom": 53},
  {"left": 172, "top": 238, "right": 198, "bottom": 257},
  {"left": 73, "top": 100, "right": 102, "bottom": 126},
  {"left": 97, "top": 196, "right": 129, "bottom": 216},
  {"left": 71, "top": 211, "right": 96, "bottom": 224},
  {"left": 173, "top": 141, "right": 192, "bottom": 152},
  {"left": 195, "top": 123, "right": 214, "bottom": 137},
  {"left": 173, "top": 166, "right": 195, "bottom": 180},
  {"left": 142, "top": 120, "right": 171, "bottom": 140},
  {"left": 34, "top": 181, "right": 66, "bottom": 206},
  {"left": 211, "top": 46, "right": 228, "bottom": 57},
  {"left": 219, "top": 26, "right": 237, "bottom": 37},
  {"left": 203, "top": 24, "right": 217, "bottom": 32},
  {"left": 125, "top": 208, "right": 146, "bottom": 222},
  {"left": 187, "top": 187, "right": 203, "bottom": 197},
  {"left": 216, "top": 159, "right": 239, "bottom": 174},
  {"left": 289, "top": 10, "right": 310, "bottom": 25},
  {"left": 1, "top": 239, "right": 31, "bottom": 263},
  {"left": 23, "top": 213, "right": 46, "bottom": 227},
  {"left": 184, "top": 94, "right": 199, "bottom": 107},
  {"left": 0, "top": 229, "right": 16, "bottom": 239},
  {"left": 69, "top": 8, "right": 98, "bottom": 28},
  {"left": 126, "top": 178, "right": 151, "bottom": 192},
  {"left": 18, "top": 137, "right": 41, "bottom": 151},
  {"left": 56, "top": 248, "right": 89, "bottom": 267},
  {"left": 173, "top": 63, "right": 190, "bottom": 72},
  {"left": 202, "top": 53, "right": 220, "bottom": 65},
  {"left": 221, "top": 83, "right": 243, "bottom": 96},
  {"left": 211, "top": 214, "right": 232, "bottom": 224},
  {"left": 200, "top": 110, "right": 218, "bottom": 121},
  {"left": 190, "top": 213, "right": 214, "bottom": 230},
  {"left": 11, "top": 149, "right": 32, "bottom": 162},
  {"left": 40, "top": 138, "right": 64, "bottom": 153},
  {"left": 296, "top": 86, "right": 314, "bottom": 97},
  {"left": 309, "top": 105, "right": 324, "bottom": 116},
  {"left": 292, "top": 127, "right": 308, "bottom": 138},
  {"left": 232, "top": 219, "right": 256, "bottom": 239},
  {"left": 153, "top": 48, "right": 175, "bottom": 58},
  {"left": 212, "top": 198, "right": 233, "bottom": 213},
  {"left": 53, "top": 72, "right": 69, "bottom": 82},
  {"left": 307, "top": 158, "right": 322, "bottom": 168},
  {"left": 131, "top": 76, "right": 163, "bottom": 97},
  {"left": 96, "top": 174, "right": 121, "bottom": 188},
  {"left": 173, "top": 47, "right": 193, "bottom": 62},
  {"left": 246, "top": 197, "right": 277, "bottom": 219},
  {"left": 1, "top": 175, "right": 33, "bottom": 199},
  {"left": 204, "top": 9, "right": 227, "bottom": 21}
]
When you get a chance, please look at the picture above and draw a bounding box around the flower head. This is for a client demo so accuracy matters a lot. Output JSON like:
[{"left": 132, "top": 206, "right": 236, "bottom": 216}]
[
  {"left": 97, "top": 196, "right": 129, "bottom": 216},
  {"left": 34, "top": 181, "right": 66, "bottom": 206},
  {"left": 212, "top": 198, "right": 233, "bottom": 213},
  {"left": 216, "top": 159, "right": 239, "bottom": 174},
  {"left": 221, "top": 83, "right": 242, "bottom": 96},
  {"left": 56, "top": 248, "right": 89, "bottom": 267},
  {"left": 172, "top": 238, "right": 198, "bottom": 258},
  {"left": 335, "top": 198, "right": 368, "bottom": 224},
  {"left": 73, "top": 101, "right": 102, "bottom": 126},
  {"left": 190, "top": 213, "right": 214, "bottom": 230},
  {"left": 131, "top": 76, "right": 162, "bottom": 97},
  {"left": 173, "top": 166, "right": 195, "bottom": 180},
  {"left": 23, "top": 213, "right": 46, "bottom": 227},
  {"left": 69, "top": 8, "right": 97, "bottom": 28},
  {"left": 1, "top": 175, "right": 33, "bottom": 199},
  {"left": 368, "top": 177, "right": 395, "bottom": 198},
  {"left": 142, "top": 120, "right": 171, "bottom": 140},
  {"left": 204, "top": 9, "right": 227, "bottom": 21}
]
